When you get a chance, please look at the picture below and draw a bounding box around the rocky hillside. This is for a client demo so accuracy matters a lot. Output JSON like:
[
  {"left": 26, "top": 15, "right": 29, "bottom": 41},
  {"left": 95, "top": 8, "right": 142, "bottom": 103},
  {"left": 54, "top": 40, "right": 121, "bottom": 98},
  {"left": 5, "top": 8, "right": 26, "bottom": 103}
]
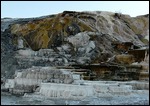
[{"left": 1, "top": 11, "right": 149, "bottom": 80}]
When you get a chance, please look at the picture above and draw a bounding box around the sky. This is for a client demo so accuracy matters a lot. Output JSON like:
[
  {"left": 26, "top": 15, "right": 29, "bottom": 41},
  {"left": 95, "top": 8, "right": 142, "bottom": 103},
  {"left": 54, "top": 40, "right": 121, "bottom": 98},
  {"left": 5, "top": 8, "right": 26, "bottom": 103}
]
[{"left": 1, "top": 1, "right": 149, "bottom": 18}]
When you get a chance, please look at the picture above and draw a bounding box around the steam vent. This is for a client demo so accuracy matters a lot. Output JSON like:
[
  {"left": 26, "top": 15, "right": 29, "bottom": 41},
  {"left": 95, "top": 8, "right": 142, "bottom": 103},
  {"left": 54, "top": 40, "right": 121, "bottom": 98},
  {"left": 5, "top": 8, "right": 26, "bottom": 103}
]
[{"left": 1, "top": 11, "right": 149, "bottom": 105}]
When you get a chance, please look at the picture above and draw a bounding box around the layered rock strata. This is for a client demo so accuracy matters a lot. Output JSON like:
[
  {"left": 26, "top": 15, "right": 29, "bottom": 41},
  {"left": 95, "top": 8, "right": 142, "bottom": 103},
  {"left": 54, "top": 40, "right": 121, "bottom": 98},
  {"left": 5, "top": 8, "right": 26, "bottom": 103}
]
[{"left": 1, "top": 11, "right": 149, "bottom": 100}]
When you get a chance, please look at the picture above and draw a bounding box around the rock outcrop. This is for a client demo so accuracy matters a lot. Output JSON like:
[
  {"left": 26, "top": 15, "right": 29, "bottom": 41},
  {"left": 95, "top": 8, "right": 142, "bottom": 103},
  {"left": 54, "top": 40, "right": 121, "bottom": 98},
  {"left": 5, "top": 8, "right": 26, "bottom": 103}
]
[{"left": 1, "top": 11, "right": 149, "bottom": 98}]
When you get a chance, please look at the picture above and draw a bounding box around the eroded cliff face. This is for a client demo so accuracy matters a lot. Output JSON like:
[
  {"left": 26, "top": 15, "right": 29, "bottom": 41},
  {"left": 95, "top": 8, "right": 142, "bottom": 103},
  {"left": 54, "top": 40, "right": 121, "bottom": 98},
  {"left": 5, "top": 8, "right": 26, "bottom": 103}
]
[
  {"left": 10, "top": 11, "right": 149, "bottom": 50},
  {"left": 1, "top": 11, "right": 149, "bottom": 80}
]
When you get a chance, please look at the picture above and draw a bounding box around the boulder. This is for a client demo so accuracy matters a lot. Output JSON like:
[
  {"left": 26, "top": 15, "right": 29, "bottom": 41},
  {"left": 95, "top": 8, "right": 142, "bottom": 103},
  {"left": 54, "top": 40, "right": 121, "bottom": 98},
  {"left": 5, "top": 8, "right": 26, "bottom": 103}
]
[{"left": 67, "top": 32, "right": 90, "bottom": 48}]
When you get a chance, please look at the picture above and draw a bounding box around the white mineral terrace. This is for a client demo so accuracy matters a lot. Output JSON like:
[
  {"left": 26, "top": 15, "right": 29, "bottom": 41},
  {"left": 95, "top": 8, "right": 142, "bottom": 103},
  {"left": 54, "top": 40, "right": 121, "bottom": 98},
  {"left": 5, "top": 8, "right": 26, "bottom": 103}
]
[
  {"left": 40, "top": 83, "right": 95, "bottom": 99},
  {"left": 4, "top": 66, "right": 149, "bottom": 100},
  {"left": 4, "top": 77, "right": 149, "bottom": 100}
]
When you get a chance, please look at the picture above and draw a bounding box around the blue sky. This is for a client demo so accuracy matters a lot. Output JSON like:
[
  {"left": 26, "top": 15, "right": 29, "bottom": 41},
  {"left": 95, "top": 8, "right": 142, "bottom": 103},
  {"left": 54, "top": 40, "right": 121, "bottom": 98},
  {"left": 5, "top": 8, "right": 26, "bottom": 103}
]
[{"left": 1, "top": 1, "right": 149, "bottom": 18}]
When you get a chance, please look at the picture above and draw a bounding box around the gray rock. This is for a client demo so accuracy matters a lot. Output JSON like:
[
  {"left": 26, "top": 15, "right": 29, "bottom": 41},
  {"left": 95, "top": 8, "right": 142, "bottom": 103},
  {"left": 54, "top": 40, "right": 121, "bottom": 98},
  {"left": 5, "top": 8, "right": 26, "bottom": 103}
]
[
  {"left": 63, "top": 58, "right": 68, "bottom": 64},
  {"left": 85, "top": 41, "right": 95, "bottom": 54},
  {"left": 78, "top": 47, "right": 85, "bottom": 53},
  {"left": 57, "top": 47, "right": 63, "bottom": 52},
  {"left": 77, "top": 57, "right": 91, "bottom": 64},
  {"left": 58, "top": 58, "right": 63, "bottom": 62},
  {"left": 49, "top": 58, "right": 55, "bottom": 62},
  {"left": 61, "top": 44, "right": 70, "bottom": 51},
  {"left": 64, "top": 78, "right": 73, "bottom": 84},
  {"left": 67, "top": 32, "right": 90, "bottom": 48}
]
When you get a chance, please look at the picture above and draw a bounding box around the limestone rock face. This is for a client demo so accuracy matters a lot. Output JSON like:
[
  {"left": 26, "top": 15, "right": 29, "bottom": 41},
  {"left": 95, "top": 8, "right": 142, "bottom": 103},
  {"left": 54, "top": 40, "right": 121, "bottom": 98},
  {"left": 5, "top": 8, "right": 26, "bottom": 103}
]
[
  {"left": 5, "top": 11, "right": 149, "bottom": 51},
  {"left": 1, "top": 12, "right": 149, "bottom": 101},
  {"left": 1, "top": 11, "right": 149, "bottom": 81}
]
